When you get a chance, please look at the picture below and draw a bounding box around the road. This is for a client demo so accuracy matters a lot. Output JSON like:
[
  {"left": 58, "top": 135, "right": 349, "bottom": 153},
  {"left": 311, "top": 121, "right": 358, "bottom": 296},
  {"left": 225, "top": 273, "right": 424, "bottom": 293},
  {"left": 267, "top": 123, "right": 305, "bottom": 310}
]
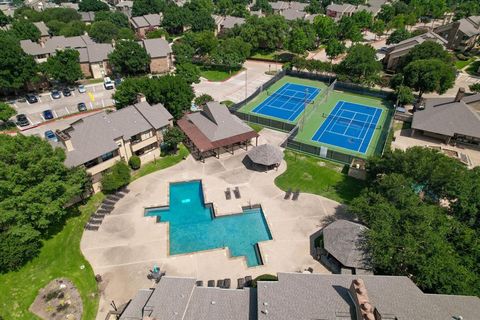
[{"left": 11, "top": 82, "right": 115, "bottom": 129}]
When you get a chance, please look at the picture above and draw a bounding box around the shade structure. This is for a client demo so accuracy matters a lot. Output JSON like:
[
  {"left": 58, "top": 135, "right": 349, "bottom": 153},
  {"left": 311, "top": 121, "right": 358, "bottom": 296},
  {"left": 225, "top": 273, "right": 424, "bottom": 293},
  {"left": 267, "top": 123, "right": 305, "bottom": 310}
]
[{"left": 247, "top": 144, "right": 284, "bottom": 167}]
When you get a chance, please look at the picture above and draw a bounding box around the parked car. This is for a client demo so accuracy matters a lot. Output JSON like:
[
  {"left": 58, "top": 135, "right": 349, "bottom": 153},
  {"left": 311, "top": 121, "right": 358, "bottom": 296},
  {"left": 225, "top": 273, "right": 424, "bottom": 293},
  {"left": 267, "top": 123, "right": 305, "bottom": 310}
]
[
  {"left": 77, "top": 102, "right": 87, "bottom": 112},
  {"left": 25, "top": 93, "right": 38, "bottom": 104},
  {"left": 44, "top": 130, "right": 58, "bottom": 142},
  {"left": 114, "top": 77, "right": 122, "bottom": 87},
  {"left": 51, "top": 90, "right": 61, "bottom": 99},
  {"left": 104, "top": 77, "right": 114, "bottom": 90},
  {"left": 16, "top": 114, "right": 30, "bottom": 127},
  {"left": 43, "top": 109, "right": 54, "bottom": 120},
  {"left": 62, "top": 88, "right": 72, "bottom": 97},
  {"left": 78, "top": 84, "right": 86, "bottom": 93}
]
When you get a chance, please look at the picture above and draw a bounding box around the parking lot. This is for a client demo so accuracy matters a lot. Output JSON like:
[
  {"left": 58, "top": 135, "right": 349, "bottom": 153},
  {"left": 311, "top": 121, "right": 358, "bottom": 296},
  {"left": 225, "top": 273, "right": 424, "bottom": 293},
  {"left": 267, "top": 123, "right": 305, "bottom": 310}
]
[{"left": 11, "top": 82, "right": 115, "bottom": 128}]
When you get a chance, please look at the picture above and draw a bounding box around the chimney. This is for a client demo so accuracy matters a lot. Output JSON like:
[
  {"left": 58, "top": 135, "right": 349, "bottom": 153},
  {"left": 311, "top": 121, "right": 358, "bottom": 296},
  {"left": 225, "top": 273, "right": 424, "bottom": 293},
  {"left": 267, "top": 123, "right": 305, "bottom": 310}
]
[
  {"left": 56, "top": 129, "right": 74, "bottom": 151},
  {"left": 349, "top": 279, "right": 377, "bottom": 320},
  {"left": 455, "top": 87, "right": 465, "bottom": 102},
  {"left": 136, "top": 93, "right": 147, "bottom": 103}
]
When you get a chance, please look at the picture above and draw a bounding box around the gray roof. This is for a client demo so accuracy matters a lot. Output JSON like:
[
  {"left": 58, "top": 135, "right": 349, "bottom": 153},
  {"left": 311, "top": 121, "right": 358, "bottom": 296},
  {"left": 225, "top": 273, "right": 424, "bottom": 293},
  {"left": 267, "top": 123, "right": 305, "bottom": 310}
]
[
  {"left": 387, "top": 31, "right": 447, "bottom": 55},
  {"left": 367, "top": 0, "right": 388, "bottom": 8},
  {"left": 120, "top": 289, "right": 153, "bottom": 320},
  {"left": 130, "top": 13, "right": 162, "bottom": 29},
  {"left": 305, "top": 13, "right": 319, "bottom": 23},
  {"left": 356, "top": 4, "right": 382, "bottom": 15},
  {"left": 80, "top": 11, "right": 95, "bottom": 22},
  {"left": 323, "top": 219, "right": 369, "bottom": 269},
  {"left": 221, "top": 15, "right": 245, "bottom": 29},
  {"left": 60, "top": 2, "right": 79, "bottom": 10},
  {"left": 78, "top": 43, "right": 113, "bottom": 63},
  {"left": 33, "top": 21, "right": 49, "bottom": 37},
  {"left": 411, "top": 94, "right": 480, "bottom": 138},
  {"left": 289, "top": 1, "right": 308, "bottom": 11},
  {"left": 116, "top": 0, "right": 133, "bottom": 8},
  {"left": 21, "top": 35, "right": 94, "bottom": 56},
  {"left": 269, "top": 1, "right": 289, "bottom": 11},
  {"left": 326, "top": 3, "right": 356, "bottom": 13},
  {"left": 63, "top": 102, "right": 172, "bottom": 167},
  {"left": 133, "top": 101, "right": 173, "bottom": 129},
  {"left": 247, "top": 144, "right": 284, "bottom": 166},
  {"left": 458, "top": 16, "right": 480, "bottom": 37},
  {"left": 141, "top": 38, "right": 171, "bottom": 58},
  {"left": 281, "top": 8, "right": 306, "bottom": 21},
  {"left": 186, "top": 102, "right": 254, "bottom": 142}
]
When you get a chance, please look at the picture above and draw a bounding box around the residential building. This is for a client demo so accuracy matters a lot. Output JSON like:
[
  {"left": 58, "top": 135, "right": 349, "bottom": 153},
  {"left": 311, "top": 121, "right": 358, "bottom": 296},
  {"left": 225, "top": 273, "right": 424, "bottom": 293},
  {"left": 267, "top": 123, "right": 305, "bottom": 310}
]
[
  {"left": 177, "top": 101, "right": 259, "bottom": 161},
  {"left": 60, "top": 2, "right": 79, "bottom": 10},
  {"left": 326, "top": 3, "right": 356, "bottom": 20},
  {"left": 281, "top": 8, "right": 306, "bottom": 21},
  {"left": 57, "top": 99, "right": 173, "bottom": 193},
  {"left": 411, "top": 89, "right": 480, "bottom": 146},
  {"left": 140, "top": 38, "right": 172, "bottom": 74},
  {"left": 115, "top": 0, "right": 133, "bottom": 17},
  {"left": 434, "top": 16, "right": 480, "bottom": 52},
  {"left": 78, "top": 43, "right": 114, "bottom": 79},
  {"left": 80, "top": 11, "right": 96, "bottom": 24},
  {"left": 269, "top": 1, "right": 309, "bottom": 21},
  {"left": 269, "top": 1, "right": 289, "bottom": 12},
  {"left": 117, "top": 272, "right": 480, "bottom": 320},
  {"left": 212, "top": 15, "right": 246, "bottom": 35},
  {"left": 33, "top": 21, "right": 50, "bottom": 42},
  {"left": 382, "top": 31, "right": 447, "bottom": 71},
  {"left": 130, "top": 13, "right": 162, "bottom": 38}
]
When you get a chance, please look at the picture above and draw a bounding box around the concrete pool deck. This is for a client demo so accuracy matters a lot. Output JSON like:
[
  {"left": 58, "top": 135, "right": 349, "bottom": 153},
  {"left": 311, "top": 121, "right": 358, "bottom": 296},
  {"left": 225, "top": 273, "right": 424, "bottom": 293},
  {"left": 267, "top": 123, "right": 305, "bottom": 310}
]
[{"left": 80, "top": 129, "right": 345, "bottom": 319}]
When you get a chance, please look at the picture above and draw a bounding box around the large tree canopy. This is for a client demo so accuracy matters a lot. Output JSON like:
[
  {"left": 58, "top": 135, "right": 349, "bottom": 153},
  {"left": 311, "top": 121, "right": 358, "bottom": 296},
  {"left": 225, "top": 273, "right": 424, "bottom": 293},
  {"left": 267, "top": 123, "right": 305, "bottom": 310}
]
[
  {"left": 11, "top": 19, "right": 41, "bottom": 41},
  {"left": 41, "top": 49, "right": 83, "bottom": 84},
  {"left": 108, "top": 40, "right": 151, "bottom": 76},
  {"left": 338, "top": 44, "right": 381, "bottom": 85},
  {"left": 403, "top": 58, "right": 455, "bottom": 97},
  {"left": 0, "top": 135, "right": 88, "bottom": 272},
  {"left": 89, "top": 20, "right": 119, "bottom": 43},
  {"left": 79, "top": 0, "right": 109, "bottom": 12},
  {"left": 132, "top": 0, "right": 166, "bottom": 17},
  {"left": 238, "top": 15, "right": 289, "bottom": 51}
]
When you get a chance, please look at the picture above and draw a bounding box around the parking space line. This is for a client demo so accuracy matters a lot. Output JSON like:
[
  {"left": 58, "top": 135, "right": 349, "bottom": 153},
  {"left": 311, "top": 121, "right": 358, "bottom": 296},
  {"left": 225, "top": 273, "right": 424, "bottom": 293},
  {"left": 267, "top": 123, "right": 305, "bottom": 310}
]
[
  {"left": 65, "top": 107, "right": 70, "bottom": 114},
  {"left": 89, "top": 102, "right": 94, "bottom": 110},
  {"left": 53, "top": 110, "right": 58, "bottom": 118}
]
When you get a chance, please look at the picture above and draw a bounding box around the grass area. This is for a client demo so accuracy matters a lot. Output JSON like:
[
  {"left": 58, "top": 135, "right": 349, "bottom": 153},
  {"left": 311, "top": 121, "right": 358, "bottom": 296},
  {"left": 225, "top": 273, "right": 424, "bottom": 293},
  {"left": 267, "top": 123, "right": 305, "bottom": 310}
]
[
  {"left": 251, "top": 52, "right": 277, "bottom": 61},
  {"left": 393, "top": 120, "right": 411, "bottom": 131},
  {"left": 199, "top": 67, "right": 243, "bottom": 82},
  {"left": 466, "top": 60, "right": 480, "bottom": 76},
  {"left": 248, "top": 122, "right": 264, "bottom": 133},
  {"left": 0, "top": 193, "right": 104, "bottom": 320},
  {"left": 221, "top": 100, "right": 235, "bottom": 107},
  {"left": 83, "top": 78, "right": 104, "bottom": 84},
  {"left": 250, "top": 51, "right": 296, "bottom": 62},
  {"left": 275, "top": 150, "right": 366, "bottom": 204},
  {"left": 132, "top": 144, "right": 189, "bottom": 180},
  {"left": 454, "top": 57, "right": 477, "bottom": 70}
]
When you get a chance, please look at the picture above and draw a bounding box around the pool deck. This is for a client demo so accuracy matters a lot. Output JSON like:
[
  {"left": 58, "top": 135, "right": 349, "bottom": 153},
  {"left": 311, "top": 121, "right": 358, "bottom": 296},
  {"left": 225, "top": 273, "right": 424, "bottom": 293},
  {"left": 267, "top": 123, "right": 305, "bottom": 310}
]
[{"left": 80, "top": 129, "right": 345, "bottom": 319}]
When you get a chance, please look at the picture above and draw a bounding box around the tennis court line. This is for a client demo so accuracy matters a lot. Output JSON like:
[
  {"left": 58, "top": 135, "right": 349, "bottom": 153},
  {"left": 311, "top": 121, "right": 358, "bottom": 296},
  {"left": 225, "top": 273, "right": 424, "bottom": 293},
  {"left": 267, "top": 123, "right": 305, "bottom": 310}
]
[
  {"left": 253, "top": 83, "right": 292, "bottom": 114},
  {"left": 287, "top": 88, "right": 320, "bottom": 121},
  {"left": 357, "top": 107, "right": 383, "bottom": 152},
  {"left": 314, "top": 101, "right": 345, "bottom": 141}
]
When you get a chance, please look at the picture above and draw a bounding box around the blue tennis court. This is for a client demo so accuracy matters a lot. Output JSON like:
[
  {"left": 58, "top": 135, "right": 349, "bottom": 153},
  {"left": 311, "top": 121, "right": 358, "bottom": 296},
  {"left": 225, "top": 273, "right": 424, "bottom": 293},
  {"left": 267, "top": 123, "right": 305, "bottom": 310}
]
[
  {"left": 252, "top": 83, "right": 320, "bottom": 121},
  {"left": 312, "top": 101, "right": 383, "bottom": 154}
]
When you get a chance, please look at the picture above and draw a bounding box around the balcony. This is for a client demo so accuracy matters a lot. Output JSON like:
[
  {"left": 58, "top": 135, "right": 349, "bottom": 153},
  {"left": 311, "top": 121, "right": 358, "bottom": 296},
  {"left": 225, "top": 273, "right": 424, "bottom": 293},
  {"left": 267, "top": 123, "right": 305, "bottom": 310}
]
[
  {"left": 86, "top": 155, "right": 121, "bottom": 176},
  {"left": 131, "top": 136, "right": 158, "bottom": 152}
]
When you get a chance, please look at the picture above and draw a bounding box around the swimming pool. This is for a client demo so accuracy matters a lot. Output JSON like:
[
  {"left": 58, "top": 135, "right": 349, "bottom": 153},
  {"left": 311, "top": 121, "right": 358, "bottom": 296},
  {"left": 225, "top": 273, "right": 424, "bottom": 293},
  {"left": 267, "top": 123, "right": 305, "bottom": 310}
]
[{"left": 145, "top": 180, "right": 272, "bottom": 267}]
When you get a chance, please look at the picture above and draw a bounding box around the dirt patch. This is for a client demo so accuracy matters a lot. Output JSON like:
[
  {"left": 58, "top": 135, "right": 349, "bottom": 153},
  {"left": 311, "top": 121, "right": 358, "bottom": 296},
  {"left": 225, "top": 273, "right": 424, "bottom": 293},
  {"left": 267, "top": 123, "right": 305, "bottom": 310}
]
[
  {"left": 302, "top": 172, "right": 313, "bottom": 180},
  {"left": 29, "top": 278, "right": 83, "bottom": 320},
  {"left": 317, "top": 161, "right": 325, "bottom": 167}
]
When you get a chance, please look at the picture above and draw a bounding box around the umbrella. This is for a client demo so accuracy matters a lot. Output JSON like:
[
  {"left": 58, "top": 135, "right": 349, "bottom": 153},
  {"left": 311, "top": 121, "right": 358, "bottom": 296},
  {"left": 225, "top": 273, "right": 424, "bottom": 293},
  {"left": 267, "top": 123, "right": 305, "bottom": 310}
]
[{"left": 247, "top": 144, "right": 284, "bottom": 166}]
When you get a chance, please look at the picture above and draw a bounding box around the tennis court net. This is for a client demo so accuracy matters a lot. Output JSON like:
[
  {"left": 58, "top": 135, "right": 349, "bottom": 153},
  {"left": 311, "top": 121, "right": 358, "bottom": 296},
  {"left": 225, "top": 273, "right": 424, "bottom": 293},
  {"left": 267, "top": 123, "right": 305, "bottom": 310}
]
[
  {"left": 268, "top": 92, "right": 316, "bottom": 104},
  {"left": 322, "top": 113, "right": 382, "bottom": 129}
]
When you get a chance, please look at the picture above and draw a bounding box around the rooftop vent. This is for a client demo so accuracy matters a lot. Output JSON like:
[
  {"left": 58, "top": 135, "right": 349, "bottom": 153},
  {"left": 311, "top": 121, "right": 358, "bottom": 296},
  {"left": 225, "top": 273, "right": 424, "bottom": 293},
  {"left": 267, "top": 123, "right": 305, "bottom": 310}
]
[{"left": 349, "top": 279, "right": 378, "bottom": 320}]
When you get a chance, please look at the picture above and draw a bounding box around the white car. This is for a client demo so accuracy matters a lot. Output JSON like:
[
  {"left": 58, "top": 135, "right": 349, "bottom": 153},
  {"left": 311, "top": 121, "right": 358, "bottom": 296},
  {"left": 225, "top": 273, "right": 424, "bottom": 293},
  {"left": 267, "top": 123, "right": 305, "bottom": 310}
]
[
  {"left": 78, "top": 84, "right": 86, "bottom": 93},
  {"left": 104, "top": 77, "right": 114, "bottom": 90}
]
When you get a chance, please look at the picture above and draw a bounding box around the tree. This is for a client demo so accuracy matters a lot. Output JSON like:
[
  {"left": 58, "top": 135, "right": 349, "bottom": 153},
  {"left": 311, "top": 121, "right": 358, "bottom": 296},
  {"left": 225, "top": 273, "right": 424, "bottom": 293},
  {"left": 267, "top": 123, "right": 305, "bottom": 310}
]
[
  {"left": 0, "top": 103, "right": 16, "bottom": 122},
  {"left": 172, "top": 41, "right": 195, "bottom": 64},
  {"left": 338, "top": 16, "right": 363, "bottom": 42},
  {"left": 163, "top": 126, "right": 185, "bottom": 152},
  {"left": 386, "top": 28, "right": 411, "bottom": 44},
  {"left": 251, "top": 0, "right": 273, "bottom": 14},
  {"left": 132, "top": 0, "right": 165, "bottom": 17},
  {"left": 0, "top": 10, "right": 12, "bottom": 27},
  {"left": 128, "top": 155, "right": 141, "bottom": 170},
  {"left": 41, "top": 49, "right": 83, "bottom": 84},
  {"left": 351, "top": 10, "right": 373, "bottom": 30},
  {"left": 403, "top": 58, "right": 455, "bottom": 98},
  {"left": 58, "top": 20, "right": 86, "bottom": 37},
  {"left": 370, "top": 19, "right": 385, "bottom": 39},
  {"left": 89, "top": 20, "right": 118, "bottom": 43},
  {"left": 394, "top": 85, "right": 414, "bottom": 106},
  {"left": 469, "top": 83, "right": 480, "bottom": 93},
  {"left": 94, "top": 11, "right": 130, "bottom": 28},
  {"left": 287, "top": 20, "right": 316, "bottom": 54},
  {"left": 239, "top": 15, "right": 289, "bottom": 51},
  {"left": 338, "top": 44, "right": 381, "bottom": 85},
  {"left": 189, "top": 9, "right": 215, "bottom": 32},
  {"left": 108, "top": 40, "right": 151, "bottom": 76},
  {"left": 79, "top": 0, "right": 109, "bottom": 12},
  {"left": 325, "top": 38, "right": 346, "bottom": 61},
  {"left": 403, "top": 40, "right": 452, "bottom": 66},
  {"left": 0, "top": 135, "right": 88, "bottom": 272},
  {"left": 313, "top": 15, "right": 337, "bottom": 43},
  {"left": 210, "top": 37, "right": 251, "bottom": 68},
  {"left": 117, "top": 27, "right": 136, "bottom": 40},
  {"left": 162, "top": 5, "right": 191, "bottom": 34},
  {"left": 0, "top": 33, "right": 37, "bottom": 93},
  {"left": 305, "top": 0, "right": 323, "bottom": 14},
  {"left": 146, "top": 28, "right": 169, "bottom": 39},
  {"left": 101, "top": 161, "right": 131, "bottom": 193},
  {"left": 11, "top": 19, "right": 41, "bottom": 41},
  {"left": 175, "top": 62, "right": 201, "bottom": 84},
  {"left": 194, "top": 93, "right": 213, "bottom": 107}
]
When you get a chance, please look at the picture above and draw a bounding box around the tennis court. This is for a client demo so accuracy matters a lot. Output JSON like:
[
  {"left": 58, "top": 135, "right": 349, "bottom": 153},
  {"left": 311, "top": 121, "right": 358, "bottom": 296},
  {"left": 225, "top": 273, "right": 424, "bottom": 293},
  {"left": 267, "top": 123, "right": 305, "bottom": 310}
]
[
  {"left": 252, "top": 83, "right": 320, "bottom": 121},
  {"left": 311, "top": 101, "right": 383, "bottom": 154}
]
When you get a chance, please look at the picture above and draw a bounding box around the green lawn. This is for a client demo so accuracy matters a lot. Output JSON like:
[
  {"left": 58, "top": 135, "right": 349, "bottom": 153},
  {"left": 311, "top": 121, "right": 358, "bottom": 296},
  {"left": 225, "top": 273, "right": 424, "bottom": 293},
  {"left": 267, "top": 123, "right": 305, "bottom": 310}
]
[
  {"left": 275, "top": 150, "right": 366, "bottom": 204},
  {"left": 248, "top": 122, "right": 264, "bottom": 133},
  {"left": 466, "top": 60, "right": 480, "bottom": 76},
  {"left": 132, "top": 144, "right": 189, "bottom": 180},
  {"left": 454, "top": 57, "right": 477, "bottom": 70},
  {"left": 0, "top": 193, "right": 104, "bottom": 320},
  {"left": 251, "top": 52, "right": 277, "bottom": 61},
  {"left": 200, "top": 67, "right": 242, "bottom": 81}
]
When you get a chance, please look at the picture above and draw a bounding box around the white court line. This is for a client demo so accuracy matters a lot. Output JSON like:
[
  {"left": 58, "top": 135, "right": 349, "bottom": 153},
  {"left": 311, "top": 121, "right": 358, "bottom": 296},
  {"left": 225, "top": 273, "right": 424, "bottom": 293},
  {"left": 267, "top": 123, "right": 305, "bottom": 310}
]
[
  {"left": 254, "top": 83, "right": 292, "bottom": 113},
  {"left": 315, "top": 101, "right": 344, "bottom": 141},
  {"left": 358, "top": 108, "right": 383, "bottom": 152},
  {"left": 287, "top": 88, "right": 320, "bottom": 121}
]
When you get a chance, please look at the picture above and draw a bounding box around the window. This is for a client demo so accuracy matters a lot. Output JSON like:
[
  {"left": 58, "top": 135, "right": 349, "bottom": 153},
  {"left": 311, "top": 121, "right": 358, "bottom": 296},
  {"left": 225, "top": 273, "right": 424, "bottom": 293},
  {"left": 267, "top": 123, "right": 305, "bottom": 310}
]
[
  {"left": 101, "top": 151, "right": 116, "bottom": 162},
  {"left": 131, "top": 134, "right": 142, "bottom": 144},
  {"left": 84, "top": 158, "right": 100, "bottom": 168}
]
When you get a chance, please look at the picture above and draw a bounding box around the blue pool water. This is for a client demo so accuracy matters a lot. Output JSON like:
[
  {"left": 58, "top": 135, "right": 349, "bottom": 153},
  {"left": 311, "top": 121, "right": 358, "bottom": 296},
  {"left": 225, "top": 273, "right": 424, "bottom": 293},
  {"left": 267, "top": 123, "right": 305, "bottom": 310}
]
[{"left": 145, "top": 180, "right": 272, "bottom": 267}]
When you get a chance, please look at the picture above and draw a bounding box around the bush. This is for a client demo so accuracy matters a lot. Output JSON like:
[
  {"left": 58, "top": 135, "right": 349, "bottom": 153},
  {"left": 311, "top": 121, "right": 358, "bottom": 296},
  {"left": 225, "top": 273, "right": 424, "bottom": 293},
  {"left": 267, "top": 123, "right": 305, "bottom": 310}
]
[
  {"left": 128, "top": 155, "right": 141, "bottom": 170},
  {"left": 252, "top": 274, "right": 278, "bottom": 288},
  {"left": 456, "top": 53, "right": 468, "bottom": 61},
  {"left": 101, "top": 161, "right": 131, "bottom": 193},
  {"left": 194, "top": 94, "right": 213, "bottom": 107}
]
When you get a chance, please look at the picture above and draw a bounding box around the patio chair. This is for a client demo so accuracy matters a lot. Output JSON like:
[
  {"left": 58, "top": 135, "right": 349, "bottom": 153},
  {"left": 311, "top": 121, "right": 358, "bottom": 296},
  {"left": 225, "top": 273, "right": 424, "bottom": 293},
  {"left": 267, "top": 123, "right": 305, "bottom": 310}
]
[
  {"left": 208, "top": 280, "right": 215, "bottom": 287},
  {"left": 97, "top": 208, "right": 111, "bottom": 214},
  {"left": 244, "top": 276, "right": 252, "bottom": 287},
  {"left": 102, "top": 199, "right": 116, "bottom": 206},
  {"left": 284, "top": 188, "right": 292, "bottom": 200},
  {"left": 224, "top": 278, "right": 231, "bottom": 288},
  {"left": 217, "top": 279, "right": 224, "bottom": 288},
  {"left": 89, "top": 218, "right": 103, "bottom": 225},
  {"left": 196, "top": 280, "right": 204, "bottom": 287},
  {"left": 91, "top": 213, "right": 105, "bottom": 219},
  {"left": 292, "top": 189, "right": 300, "bottom": 201},
  {"left": 234, "top": 187, "right": 241, "bottom": 199},
  {"left": 101, "top": 204, "right": 114, "bottom": 209},
  {"left": 84, "top": 223, "right": 99, "bottom": 231},
  {"left": 225, "top": 188, "right": 232, "bottom": 200},
  {"left": 237, "top": 278, "right": 245, "bottom": 289},
  {"left": 106, "top": 194, "right": 121, "bottom": 201}
]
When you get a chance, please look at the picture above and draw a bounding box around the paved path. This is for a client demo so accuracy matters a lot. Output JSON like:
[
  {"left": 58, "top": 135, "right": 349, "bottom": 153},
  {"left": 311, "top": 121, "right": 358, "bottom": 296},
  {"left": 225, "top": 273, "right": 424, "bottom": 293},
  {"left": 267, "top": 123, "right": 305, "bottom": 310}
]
[{"left": 81, "top": 129, "right": 343, "bottom": 319}]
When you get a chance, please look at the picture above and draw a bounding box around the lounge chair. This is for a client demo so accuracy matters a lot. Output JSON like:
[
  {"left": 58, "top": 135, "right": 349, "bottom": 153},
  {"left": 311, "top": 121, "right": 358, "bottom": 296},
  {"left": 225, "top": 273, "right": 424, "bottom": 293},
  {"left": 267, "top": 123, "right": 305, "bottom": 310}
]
[
  {"left": 101, "top": 204, "right": 114, "bottom": 209},
  {"left": 224, "top": 278, "right": 231, "bottom": 288},
  {"left": 91, "top": 213, "right": 105, "bottom": 219},
  {"left": 106, "top": 194, "right": 120, "bottom": 201},
  {"left": 292, "top": 189, "right": 300, "bottom": 201},
  {"left": 97, "top": 209, "right": 111, "bottom": 214},
  {"left": 196, "top": 280, "right": 204, "bottom": 287},
  {"left": 103, "top": 199, "right": 116, "bottom": 205},
  {"left": 234, "top": 187, "right": 241, "bottom": 199},
  {"left": 245, "top": 276, "right": 252, "bottom": 287},
  {"left": 208, "top": 280, "right": 215, "bottom": 287},
  {"left": 284, "top": 188, "right": 292, "bottom": 200},
  {"left": 225, "top": 188, "right": 231, "bottom": 200},
  {"left": 217, "top": 279, "right": 224, "bottom": 288},
  {"left": 89, "top": 218, "right": 103, "bottom": 225},
  {"left": 237, "top": 278, "right": 245, "bottom": 289},
  {"left": 84, "top": 223, "right": 99, "bottom": 231}
]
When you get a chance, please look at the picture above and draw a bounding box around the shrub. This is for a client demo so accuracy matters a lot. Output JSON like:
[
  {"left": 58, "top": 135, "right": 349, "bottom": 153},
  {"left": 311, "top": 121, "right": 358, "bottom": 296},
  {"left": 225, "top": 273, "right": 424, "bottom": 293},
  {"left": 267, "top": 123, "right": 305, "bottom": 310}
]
[
  {"left": 194, "top": 94, "right": 213, "bottom": 107},
  {"left": 128, "top": 155, "right": 141, "bottom": 170},
  {"left": 101, "top": 161, "right": 131, "bottom": 193},
  {"left": 456, "top": 53, "right": 468, "bottom": 61},
  {"left": 252, "top": 274, "right": 278, "bottom": 288}
]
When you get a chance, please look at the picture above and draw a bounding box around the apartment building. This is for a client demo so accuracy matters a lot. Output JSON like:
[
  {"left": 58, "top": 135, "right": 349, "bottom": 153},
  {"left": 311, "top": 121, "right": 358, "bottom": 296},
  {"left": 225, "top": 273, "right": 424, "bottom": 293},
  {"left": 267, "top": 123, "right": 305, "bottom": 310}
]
[
  {"left": 57, "top": 100, "right": 173, "bottom": 193},
  {"left": 434, "top": 16, "right": 480, "bottom": 52}
]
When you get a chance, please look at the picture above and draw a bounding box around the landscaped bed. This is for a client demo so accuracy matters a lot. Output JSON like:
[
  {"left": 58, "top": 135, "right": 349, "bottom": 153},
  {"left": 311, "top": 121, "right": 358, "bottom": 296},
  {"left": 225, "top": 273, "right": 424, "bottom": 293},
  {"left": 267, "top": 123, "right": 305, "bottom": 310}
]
[{"left": 200, "top": 66, "right": 243, "bottom": 81}]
